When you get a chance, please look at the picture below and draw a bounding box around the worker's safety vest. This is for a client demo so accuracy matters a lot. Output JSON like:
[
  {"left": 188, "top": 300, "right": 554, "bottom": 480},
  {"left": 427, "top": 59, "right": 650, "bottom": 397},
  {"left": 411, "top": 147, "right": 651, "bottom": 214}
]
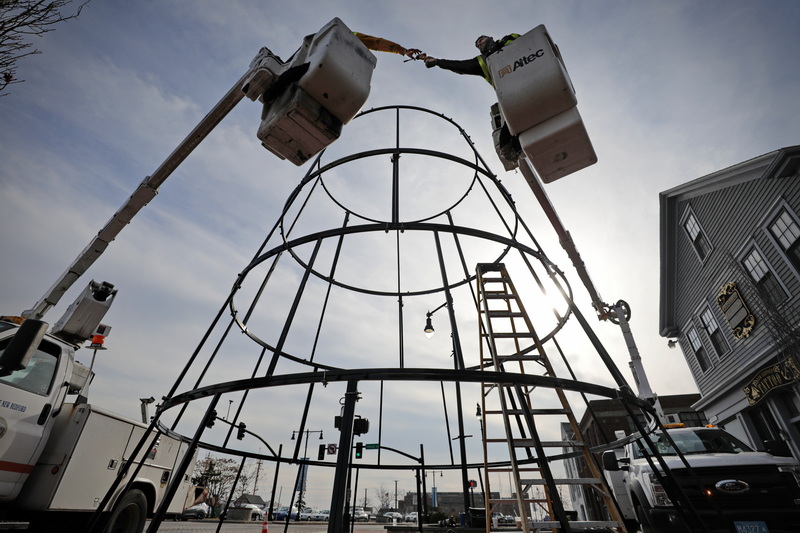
[{"left": 477, "top": 34, "right": 520, "bottom": 86}]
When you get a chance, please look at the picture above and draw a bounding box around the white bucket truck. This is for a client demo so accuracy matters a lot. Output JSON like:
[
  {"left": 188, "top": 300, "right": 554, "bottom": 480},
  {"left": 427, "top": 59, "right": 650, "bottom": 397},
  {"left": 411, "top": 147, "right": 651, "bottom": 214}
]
[
  {"left": 0, "top": 18, "right": 376, "bottom": 532},
  {"left": 602, "top": 424, "right": 800, "bottom": 533},
  {"left": 0, "top": 282, "right": 195, "bottom": 532}
]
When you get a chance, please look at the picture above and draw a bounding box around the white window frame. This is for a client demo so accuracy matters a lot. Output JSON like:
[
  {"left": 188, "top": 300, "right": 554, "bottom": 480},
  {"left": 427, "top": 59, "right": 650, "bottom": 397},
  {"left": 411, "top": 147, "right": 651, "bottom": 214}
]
[
  {"left": 680, "top": 206, "right": 713, "bottom": 262},
  {"left": 699, "top": 306, "right": 729, "bottom": 358},
  {"left": 685, "top": 325, "right": 711, "bottom": 373},
  {"left": 762, "top": 199, "right": 800, "bottom": 280},
  {"left": 738, "top": 242, "right": 789, "bottom": 306}
]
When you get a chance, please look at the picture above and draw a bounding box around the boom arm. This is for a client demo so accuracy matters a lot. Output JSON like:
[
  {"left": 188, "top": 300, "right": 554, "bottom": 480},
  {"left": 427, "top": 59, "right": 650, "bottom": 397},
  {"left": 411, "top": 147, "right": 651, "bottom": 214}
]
[
  {"left": 518, "top": 157, "right": 665, "bottom": 418},
  {"left": 21, "top": 45, "right": 295, "bottom": 320},
  {"left": 22, "top": 74, "right": 251, "bottom": 320},
  {"left": 23, "top": 18, "right": 375, "bottom": 320},
  {"left": 517, "top": 157, "right": 609, "bottom": 319}
]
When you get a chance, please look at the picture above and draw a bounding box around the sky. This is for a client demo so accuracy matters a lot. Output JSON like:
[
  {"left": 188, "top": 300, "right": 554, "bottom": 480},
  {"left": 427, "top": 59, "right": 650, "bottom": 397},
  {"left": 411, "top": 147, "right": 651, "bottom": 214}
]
[{"left": 2, "top": 0, "right": 800, "bottom": 512}]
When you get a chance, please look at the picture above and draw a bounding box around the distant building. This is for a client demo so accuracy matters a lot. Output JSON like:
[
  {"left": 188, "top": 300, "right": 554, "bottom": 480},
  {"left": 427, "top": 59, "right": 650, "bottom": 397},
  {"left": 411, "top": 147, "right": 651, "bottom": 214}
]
[
  {"left": 234, "top": 493, "right": 267, "bottom": 508},
  {"left": 660, "top": 145, "right": 800, "bottom": 459}
]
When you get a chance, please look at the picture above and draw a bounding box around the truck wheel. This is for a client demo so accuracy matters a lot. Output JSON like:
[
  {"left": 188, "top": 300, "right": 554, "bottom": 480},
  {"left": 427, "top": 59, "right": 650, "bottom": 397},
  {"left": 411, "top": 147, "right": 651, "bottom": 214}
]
[
  {"left": 104, "top": 489, "right": 148, "bottom": 533},
  {"left": 634, "top": 505, "right": 657, "bottom": 533}
]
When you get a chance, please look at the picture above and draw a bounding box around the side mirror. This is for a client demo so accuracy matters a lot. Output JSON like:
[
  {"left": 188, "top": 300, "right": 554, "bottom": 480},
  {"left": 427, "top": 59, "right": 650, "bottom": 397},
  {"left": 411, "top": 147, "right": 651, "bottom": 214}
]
[
  {"left": 602, "top": 450, "right": 620, "bottom": 472},
  {"left": 764, "top": 439, "right": 792, "bottom": 457},
  {"left": 0, "top": 319, "right": 49, "bottom": 377}
]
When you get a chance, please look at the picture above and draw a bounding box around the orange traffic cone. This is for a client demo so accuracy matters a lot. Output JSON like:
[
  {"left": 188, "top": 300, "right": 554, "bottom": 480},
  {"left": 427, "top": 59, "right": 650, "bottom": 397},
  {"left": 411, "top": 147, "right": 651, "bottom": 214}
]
[{"left": 261, "top": 517, "right": 269, "bottom": 533}]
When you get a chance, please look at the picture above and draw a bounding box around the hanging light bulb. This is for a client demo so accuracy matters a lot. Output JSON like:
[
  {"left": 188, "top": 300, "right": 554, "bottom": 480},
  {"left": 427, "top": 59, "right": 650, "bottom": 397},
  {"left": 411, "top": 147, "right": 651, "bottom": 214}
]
[{"left": 424, "top": 313, "right": 435, "bottom": 339}]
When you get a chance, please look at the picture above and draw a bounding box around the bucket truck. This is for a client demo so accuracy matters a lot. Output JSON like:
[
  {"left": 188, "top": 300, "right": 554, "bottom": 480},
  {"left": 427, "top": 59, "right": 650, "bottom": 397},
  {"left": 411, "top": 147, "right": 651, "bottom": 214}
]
[{"left": 0, "top": 17, "right": 376, "bottom": 533}]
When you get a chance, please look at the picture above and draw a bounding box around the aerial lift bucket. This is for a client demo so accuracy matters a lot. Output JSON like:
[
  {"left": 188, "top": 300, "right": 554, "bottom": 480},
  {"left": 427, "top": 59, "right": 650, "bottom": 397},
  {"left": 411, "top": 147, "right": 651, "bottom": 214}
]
[
  {"left": 256, "top": 17, "right": 377, "bottom": 165},
  {"left": 487, "top": 24, "right": 597, "bottom": 182}
]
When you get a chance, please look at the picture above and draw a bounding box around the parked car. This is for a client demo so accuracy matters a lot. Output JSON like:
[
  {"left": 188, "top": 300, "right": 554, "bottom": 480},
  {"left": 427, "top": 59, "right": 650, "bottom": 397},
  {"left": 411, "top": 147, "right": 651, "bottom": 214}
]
[
  {"left": 491, "top": 512, "right": 513, "bottom": 525},
  {"left": 311, "top": 509, "right": 330, "bottom": 521},
  {"left": 273, "top": 506, "right": 299, "bottom": 520},
  {"left": 383, "top": 511, "right": 403, "bottom": 521},
  {"left": 353, "top": 508, "right": 369, "bottom": 521},
  {"left": 404, "top": 511, "right": 418, "bottom": 522},
  {"left": 181, "top": 503, "right": 209, "bottom": 521},
  {"left": 238, "top": 503, "right": 265, "bottom": 521},
  {"left": 299, "top": 508, "right": 317, "bottom": 521}
]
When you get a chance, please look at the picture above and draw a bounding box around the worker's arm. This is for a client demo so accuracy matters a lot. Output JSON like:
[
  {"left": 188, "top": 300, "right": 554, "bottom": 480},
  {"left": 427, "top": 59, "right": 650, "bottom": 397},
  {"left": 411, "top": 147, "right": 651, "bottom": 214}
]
[{"left": 425, "top": 57, "right": 483, "bottom": 76}]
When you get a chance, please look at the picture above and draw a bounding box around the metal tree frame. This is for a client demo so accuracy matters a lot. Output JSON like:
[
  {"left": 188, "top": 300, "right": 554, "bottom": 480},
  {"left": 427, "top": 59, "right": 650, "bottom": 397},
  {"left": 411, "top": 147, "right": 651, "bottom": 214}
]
[{"left": 89, "top": 106, "right": 665, "bottom": 533}]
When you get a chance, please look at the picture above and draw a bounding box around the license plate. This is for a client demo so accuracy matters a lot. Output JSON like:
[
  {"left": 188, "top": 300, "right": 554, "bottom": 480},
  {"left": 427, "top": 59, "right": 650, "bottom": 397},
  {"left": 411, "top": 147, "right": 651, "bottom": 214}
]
[{"left": 734, "top": 522, "right": 769, "bottom": 533}]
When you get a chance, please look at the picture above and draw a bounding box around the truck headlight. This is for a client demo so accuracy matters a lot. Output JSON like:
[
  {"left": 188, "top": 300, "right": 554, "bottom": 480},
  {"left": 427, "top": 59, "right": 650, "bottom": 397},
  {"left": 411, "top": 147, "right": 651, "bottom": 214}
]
[
  {"left": 648, "top": 473, "right": 673, "bottom": 507},
  {"left": 778, "top": 465, "right": 800, "bottom": 487}
]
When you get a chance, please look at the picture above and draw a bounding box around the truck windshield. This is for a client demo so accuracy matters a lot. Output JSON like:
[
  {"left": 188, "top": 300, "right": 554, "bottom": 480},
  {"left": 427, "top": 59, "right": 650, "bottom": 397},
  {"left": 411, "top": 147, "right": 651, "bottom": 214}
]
[
  {"left": 634, "top": 429, "right": 753, "bottom": 457},
  {"left": 0, "top": 337, "right": 59, "bottom": 396}
]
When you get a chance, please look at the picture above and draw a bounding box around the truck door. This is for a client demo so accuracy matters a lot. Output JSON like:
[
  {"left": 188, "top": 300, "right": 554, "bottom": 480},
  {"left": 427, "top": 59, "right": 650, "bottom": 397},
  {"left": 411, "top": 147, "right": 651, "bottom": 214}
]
[{"left": 0, "top": 330, "right": 62, "bottom": 501}]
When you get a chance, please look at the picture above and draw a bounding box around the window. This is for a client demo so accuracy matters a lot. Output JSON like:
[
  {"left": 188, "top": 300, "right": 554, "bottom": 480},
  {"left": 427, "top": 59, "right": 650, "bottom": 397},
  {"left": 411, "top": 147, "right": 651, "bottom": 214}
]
[
  {"left": 683, "top": 211, "right": 712, "bottom": 260},
  {"left": 743, "top": 247, "right": 787, "bottom": 305},
  {"left": 699, "top": 308, "right": 727, "bottom": 357},
  {"left": 0, "top": 337, "right": 59, "bottom": 396},
  {"left": 677, "top": 411, "right": 707, "bottom": 428},
  {"left": 687, "top": 327, "right": 710, "bottom": 372},
  {"left": 769, "top": 208, "right": 800, "bottom": 272},
  {"left": 627, "top": 413, "right": 648, "bottom": 434}
]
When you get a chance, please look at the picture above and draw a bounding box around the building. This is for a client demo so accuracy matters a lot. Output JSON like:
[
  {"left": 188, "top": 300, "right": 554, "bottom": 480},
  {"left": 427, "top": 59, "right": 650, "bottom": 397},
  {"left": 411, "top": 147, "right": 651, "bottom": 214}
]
[
  {"left": 233, "top": 493, "right": 267, "bottom": 508},
  {"left": 400, "top": 489, "right": 494, "bottom": 516},
  {"left": 659, "top": 145, "right": 800, "bottom": 459}
]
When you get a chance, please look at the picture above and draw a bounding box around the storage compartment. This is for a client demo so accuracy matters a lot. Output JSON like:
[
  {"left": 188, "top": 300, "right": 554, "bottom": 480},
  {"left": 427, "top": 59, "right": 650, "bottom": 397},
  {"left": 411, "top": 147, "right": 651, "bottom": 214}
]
[
  {"left": 487, "top": 25, "right": 577, "bottom": 136},
  {"left": 257, "top": 83, "right": 342, "bottom": 166},
  {"left": 519, "top": 106, "right": 597, "bottom": 183}
]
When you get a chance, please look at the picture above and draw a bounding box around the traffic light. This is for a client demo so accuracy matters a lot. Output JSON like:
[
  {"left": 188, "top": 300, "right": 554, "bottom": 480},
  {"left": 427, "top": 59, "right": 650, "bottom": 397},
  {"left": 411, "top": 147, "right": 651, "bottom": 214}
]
[
  {"left": 318, "top": 444, "right": 326, "bottom": 460},
  {"left": 237, "top": 422, "right": 246, "bottom": 440},
  {"left": 353, "top": 417, "right": 370, "bottom": 436},
  {"left": 205, "top": 409, "right": 217, "bottom": 428},
  {"left": 355, "top": 442, "right": 363, "bottom": 459}
]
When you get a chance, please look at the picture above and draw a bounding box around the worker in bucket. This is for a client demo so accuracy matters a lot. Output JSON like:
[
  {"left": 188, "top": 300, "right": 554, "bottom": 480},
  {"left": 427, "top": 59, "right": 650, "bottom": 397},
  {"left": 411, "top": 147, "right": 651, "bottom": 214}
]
[
  {"left": 423, "top": 34, "right": 519, "bottom": 86},
  {"left": 424, "top": 35, "right": 522, "bottom": 164}
]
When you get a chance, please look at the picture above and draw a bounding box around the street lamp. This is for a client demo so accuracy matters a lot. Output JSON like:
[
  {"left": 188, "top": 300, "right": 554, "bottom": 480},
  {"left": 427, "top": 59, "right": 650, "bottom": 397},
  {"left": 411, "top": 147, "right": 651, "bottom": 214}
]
[
  {"left": 291, "top": 429, "right": 323, "bottom": 515},
  {"left": 428, "top": 470, "right": 443, "bottom": 508},
  {"left": 423, "top": 302, "right": 449, "bottom": 339}
]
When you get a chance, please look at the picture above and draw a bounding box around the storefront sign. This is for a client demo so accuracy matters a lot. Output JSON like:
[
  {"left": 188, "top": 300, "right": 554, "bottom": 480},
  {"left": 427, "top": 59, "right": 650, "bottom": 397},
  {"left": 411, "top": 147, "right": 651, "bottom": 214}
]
[
  {"left": 717, "top": 282, "right": 755, "bottom": 339},
  {"left": 742, "top": 358, "right": 800, "bottom": 406}
]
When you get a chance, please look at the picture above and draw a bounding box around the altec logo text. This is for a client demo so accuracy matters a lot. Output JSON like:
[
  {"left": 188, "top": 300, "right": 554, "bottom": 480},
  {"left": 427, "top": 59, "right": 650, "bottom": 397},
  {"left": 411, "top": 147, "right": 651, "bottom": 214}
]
[{"left": 497, "top": 48, "right": 545, "bottom": 79}]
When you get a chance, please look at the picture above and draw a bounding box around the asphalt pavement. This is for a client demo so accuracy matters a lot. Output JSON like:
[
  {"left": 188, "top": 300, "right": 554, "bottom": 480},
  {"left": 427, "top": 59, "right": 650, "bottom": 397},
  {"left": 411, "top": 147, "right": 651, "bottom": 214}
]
[{"left": 152, "top": 520, "right": 400, "bottom": 532}]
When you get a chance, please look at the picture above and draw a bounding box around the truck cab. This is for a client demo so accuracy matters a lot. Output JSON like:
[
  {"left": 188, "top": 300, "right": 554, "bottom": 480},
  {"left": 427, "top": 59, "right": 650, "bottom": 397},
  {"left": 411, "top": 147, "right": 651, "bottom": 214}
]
[
  {"left": 602, "top": 425, "right": 800, "bottom": 533},
  {"left": 0, "top": 319, "right": 86, "bottom": 502}
]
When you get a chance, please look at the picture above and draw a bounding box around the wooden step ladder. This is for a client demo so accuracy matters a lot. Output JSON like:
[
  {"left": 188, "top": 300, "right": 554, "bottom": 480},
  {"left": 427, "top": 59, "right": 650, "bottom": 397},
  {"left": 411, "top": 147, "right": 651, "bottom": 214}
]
[{"left": 475, "top": 263, "right": 626, "bottom": 532}]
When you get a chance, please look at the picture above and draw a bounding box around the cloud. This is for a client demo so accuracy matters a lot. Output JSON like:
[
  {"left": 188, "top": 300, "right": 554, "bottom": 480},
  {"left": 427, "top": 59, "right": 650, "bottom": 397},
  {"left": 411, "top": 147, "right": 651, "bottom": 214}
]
[{"left": 4, "top": 0, "right": 799, "bottom": 510}]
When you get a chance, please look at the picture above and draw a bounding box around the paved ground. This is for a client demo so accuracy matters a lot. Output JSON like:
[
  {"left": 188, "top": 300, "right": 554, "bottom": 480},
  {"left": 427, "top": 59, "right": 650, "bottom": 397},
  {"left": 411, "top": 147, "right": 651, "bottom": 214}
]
[{"left": 152, "top": 521, "right": 404, "bottom": 532}]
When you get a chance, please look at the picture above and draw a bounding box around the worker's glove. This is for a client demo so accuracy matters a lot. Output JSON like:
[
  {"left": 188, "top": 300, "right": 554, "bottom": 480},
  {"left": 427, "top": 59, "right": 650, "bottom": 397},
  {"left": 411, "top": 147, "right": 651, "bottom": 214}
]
[{"left": 424, "top": 57, "right": 438, "bottom": 68}]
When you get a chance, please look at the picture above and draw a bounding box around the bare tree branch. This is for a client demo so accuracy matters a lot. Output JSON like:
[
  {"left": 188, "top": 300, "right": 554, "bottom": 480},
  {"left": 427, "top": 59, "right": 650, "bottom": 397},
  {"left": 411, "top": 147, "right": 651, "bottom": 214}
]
[{"left": 0, "top": 0, "right": 90, "bottom": 96}]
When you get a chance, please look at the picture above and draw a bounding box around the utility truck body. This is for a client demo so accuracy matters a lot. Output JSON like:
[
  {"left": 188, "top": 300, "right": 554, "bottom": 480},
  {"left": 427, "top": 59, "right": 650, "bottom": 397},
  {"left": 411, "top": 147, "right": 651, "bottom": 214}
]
[{"left": 602, "top": 426, "right": 800, "bottom": 533}]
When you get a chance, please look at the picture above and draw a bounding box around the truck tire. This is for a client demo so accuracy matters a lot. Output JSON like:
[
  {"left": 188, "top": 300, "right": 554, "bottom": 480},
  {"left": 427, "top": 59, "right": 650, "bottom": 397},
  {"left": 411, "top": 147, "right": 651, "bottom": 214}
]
[
  {"left": 634, "top": 505, "right": 658, "bottom": 533},
  {"left": 104, "top": 488, "right": 148, "bottom": 533}
]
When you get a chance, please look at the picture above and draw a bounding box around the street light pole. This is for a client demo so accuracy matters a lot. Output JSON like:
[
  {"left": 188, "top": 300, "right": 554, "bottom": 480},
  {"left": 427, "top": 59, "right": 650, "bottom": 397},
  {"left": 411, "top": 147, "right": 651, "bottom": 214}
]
[
  {"left": 428, "top": 470, "right": 442, "bottom": 508},
  {"left": 291, "top": 429, "right": 323, "bottom": 517}
]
